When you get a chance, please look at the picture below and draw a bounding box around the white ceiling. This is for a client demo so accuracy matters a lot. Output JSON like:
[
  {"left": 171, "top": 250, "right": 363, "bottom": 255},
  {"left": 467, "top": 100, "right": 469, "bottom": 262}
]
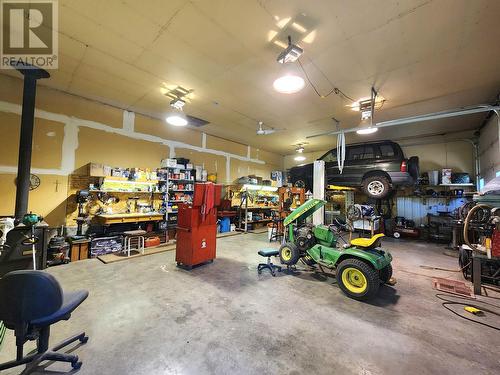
[{"left": 2, "top": 0, "right": 499, "bottom": 154}]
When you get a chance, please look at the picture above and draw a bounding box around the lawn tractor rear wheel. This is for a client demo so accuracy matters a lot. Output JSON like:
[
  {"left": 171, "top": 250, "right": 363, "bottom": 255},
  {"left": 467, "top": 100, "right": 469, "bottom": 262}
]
[
  {"left": 279, "top": 242, "right": 300, "bottom": 266},
  {"left": 379, "top": 264, "right": 393, "bottom": 284},
  {"left": 336, "top": 258, "right": 379, "bottom": 300}
]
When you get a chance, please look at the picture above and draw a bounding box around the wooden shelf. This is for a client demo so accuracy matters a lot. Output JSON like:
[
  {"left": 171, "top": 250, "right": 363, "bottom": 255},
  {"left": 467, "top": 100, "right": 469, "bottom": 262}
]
[
  {"left": 246, "top": 219, "right": 272, "bottom": 224},
  {"left": 419, "top": 183, "right": 474, "bottom": 187},
  {"left": 100, "top": 178, "right": 157, "bottom": 184},
  {"left": 89, "top": 190, "right": 161, "bottom": 194},
  {"left": 234, "top": 206, "right": 279, "bottom": 210}
]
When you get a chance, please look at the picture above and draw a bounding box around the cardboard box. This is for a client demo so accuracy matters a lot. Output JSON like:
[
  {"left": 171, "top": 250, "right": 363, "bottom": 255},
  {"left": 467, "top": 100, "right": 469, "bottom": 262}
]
[
  {"left": 442, "top": 168, "right": 452, "bottom": 185},
  {"left": 161, "top": 158, "right": 177, "bottom": 168},
  {"left": 89, "top": 163, "right": 105, "bottom": 177}
]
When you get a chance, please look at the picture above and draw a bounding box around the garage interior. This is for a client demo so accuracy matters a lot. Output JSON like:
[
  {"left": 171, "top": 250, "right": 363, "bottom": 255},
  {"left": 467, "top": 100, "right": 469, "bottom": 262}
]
[{"left": 0, "top": 1, "right": 499, "bottom": 374}]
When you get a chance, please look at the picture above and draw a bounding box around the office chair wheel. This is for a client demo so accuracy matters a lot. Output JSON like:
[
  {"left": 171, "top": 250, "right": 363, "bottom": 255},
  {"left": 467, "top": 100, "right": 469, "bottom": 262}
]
[
  {"left": 79, "top": 335, "right": 89, "bottom": 344},
  {"left": 71, "top": 357, "right": 82, "bottom": 369}
]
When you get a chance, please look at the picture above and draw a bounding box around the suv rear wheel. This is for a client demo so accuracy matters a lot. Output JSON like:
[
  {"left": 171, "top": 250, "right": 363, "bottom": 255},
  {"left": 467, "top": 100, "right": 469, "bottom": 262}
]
[{"left": 362, "top": 175, "right": 390, "bottom": 199}]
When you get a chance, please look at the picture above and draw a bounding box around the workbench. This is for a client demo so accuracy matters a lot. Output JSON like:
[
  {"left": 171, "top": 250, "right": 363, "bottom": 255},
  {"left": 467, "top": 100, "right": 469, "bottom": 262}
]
[
  {"left": 472, "top": 252, "right": 500, "bottom": 295},
  {"left": 94, "top": 212, "right": 164, "bottom": 225}
]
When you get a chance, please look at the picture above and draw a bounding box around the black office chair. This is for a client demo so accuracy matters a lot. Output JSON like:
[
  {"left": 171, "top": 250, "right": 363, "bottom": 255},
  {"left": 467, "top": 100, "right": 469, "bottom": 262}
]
[{"left": 0, "top": 270, "right": 89, "bottom": 373}]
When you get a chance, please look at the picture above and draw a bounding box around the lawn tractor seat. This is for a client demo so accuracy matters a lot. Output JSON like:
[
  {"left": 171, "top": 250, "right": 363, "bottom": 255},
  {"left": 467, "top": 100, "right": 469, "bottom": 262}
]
[
  {"left": 351, "top": 233, "right": 385, "bottom": 250},
  {"left": 257, "top": 248, "right": 282, "bottom": 277}
]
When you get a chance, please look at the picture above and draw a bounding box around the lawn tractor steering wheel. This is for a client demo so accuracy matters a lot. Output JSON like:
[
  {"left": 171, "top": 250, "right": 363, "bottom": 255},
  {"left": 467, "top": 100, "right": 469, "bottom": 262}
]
[
  {"left": 330, "top": 218, "right": 352, "bottom": 233},
  {"left": 346, "top": 205, "right": 361, "bottom": 221}
]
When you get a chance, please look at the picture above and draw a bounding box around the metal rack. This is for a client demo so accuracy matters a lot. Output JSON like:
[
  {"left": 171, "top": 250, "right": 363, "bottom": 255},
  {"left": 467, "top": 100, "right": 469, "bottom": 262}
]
[{"left": 157, "top": 167, "right": 195, "bottom": 229}]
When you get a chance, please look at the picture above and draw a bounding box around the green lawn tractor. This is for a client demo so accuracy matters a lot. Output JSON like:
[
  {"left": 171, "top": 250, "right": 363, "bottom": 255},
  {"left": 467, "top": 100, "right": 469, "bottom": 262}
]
[{"left": 279, "top": 199, "right": 394, "bottom": 300}]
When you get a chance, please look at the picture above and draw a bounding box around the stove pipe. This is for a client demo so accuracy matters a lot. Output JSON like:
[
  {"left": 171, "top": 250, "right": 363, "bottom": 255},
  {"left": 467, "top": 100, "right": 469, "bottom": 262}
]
[{"left": 14, "top": 64, "right": 50, "bottom": 221}]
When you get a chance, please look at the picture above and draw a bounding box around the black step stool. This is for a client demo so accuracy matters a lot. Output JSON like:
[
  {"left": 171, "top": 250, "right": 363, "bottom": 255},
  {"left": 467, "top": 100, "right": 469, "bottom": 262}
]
[{"left": 257, "top": 249, "right": 282, "bottom": 276}]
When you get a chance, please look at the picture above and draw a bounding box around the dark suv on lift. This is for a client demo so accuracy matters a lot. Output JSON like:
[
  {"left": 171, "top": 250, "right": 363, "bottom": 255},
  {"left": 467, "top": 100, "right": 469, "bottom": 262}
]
[{"left": 288, "top": 140, "right": 419, "bottom": 199}]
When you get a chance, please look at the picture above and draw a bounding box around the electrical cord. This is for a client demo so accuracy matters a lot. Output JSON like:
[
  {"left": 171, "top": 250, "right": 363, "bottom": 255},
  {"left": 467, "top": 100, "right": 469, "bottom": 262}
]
[
  {"left": 436, "top": 293, "right": 500, "bottom": 331},
  {"left": 297, "top": 58, "right": 356, "bottom": 101},
  {"left": 420, "top": 262, "right": 471, "bottom": 272}
]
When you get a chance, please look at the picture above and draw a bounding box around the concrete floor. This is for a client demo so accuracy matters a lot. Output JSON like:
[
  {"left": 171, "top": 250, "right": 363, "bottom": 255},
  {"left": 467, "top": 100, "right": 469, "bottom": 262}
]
[{"left": 1, "top": 234, "right": 499, "bottom": 374}]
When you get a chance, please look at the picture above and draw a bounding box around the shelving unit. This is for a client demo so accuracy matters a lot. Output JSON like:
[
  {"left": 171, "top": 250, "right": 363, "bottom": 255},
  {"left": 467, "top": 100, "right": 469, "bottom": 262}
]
[
  {"left": 157, "top": 167, "right": 195, "bottom": 230},
  {"left": 227, "top": 184, "right": 279, "bottom": 232}
]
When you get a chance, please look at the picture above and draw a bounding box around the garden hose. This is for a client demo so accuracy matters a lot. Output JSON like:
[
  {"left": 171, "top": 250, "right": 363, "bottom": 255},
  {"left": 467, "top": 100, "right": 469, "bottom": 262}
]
[{"left": 463, "top": 204, "right": 491, "bottom": 252}]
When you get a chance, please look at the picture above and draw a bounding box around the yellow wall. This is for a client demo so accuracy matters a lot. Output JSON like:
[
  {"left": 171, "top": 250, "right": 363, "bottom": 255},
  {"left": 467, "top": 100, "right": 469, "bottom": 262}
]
[
  {"left": 75, "top": 127, "right": 170, "bottom": 171},
  {"left": 0, "top": 74, "right": 284, "bottom": 226}
]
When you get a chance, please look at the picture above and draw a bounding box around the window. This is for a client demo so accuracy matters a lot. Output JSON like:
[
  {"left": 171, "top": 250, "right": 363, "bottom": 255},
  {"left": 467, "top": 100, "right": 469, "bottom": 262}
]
[
  {"left": 496, "top": 171, "right": 500, "bottom": 177},
  {"left": 363, "top": 146, "right": 375, "bottom": 159},
  {"left": 348, "top": 145, "right": 375, "bottom": 161},
  {"left": 380, "top": 144, "right": 395, "bottom": 157},
  {"left": 348, "top": 146, "right": 365, "bottom": 160},
  {"left": 320, "top": 149, "right": 337, "bottom": 163},
  {"left": 479, "top": 178, "right": 485, "bottom": 190}
]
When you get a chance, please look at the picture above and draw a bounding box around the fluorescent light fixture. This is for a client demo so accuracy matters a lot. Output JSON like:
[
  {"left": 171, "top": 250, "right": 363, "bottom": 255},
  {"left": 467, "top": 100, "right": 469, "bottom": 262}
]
[
  {"left": 276, "top": 17, "right": 291, "bottom": 29},
  {"left": 291, "top": 22, "right": 307, "bottom": 33},
  {"left": 166, "top": 114, "right": 188, "bottom": 126},
  {"left": 170, "top": 98, "right": 185, "bottom": 110},
  {"left": 267, "top": 30, "right": 278, "bottom": 42},
  {"left": 356, "top": 127, "right": 378, "bottom": 135},
  {"left": 277, "top": 43, "right": 303, "bottom": 64},
  {"left": 294, "top": 155, "right": 306, "bottom": 161},
  {"left": 273, "top": 75, "right": 305, "bottom": 94},
  {"left": 302, "top": 30, "right": 317, "bottom": 44},
  {"left": 242, "top": 184, "right": 278, "bottom": 192},
  {"left": 273, "top": 40, "right": 288, "bottom": 49},
  {"left": 350, "top": 96, "right": 385, "bottom": 111}
]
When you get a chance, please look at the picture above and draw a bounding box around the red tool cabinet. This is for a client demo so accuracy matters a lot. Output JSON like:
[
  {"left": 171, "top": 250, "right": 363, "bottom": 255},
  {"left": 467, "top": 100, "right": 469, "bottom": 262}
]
[{"left": 175, "top": 183, "right": 222, "bottom": 268}]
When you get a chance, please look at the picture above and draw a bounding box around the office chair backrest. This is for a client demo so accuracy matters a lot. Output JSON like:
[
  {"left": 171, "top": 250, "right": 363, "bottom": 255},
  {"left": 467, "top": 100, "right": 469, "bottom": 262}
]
[{"left": 0, "top": 270, "right": 63, "bottom": 326}]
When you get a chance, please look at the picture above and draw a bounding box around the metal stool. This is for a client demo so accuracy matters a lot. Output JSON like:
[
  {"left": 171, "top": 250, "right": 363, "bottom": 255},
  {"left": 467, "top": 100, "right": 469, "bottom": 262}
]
[
  {"left": 269, "top": 211, "right": 283, "bottom": 242},
  {"left": 257, "top": 248, "right": 282, "bottom": 276},
  {"left": 123, "top": 230, "right": 146, "bottom": 257}
]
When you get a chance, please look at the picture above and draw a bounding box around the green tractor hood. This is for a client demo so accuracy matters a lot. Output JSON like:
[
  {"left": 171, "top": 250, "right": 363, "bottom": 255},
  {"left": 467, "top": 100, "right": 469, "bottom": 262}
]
[{"left": 283, "top": 198, "right": 326, "bottom": 226}]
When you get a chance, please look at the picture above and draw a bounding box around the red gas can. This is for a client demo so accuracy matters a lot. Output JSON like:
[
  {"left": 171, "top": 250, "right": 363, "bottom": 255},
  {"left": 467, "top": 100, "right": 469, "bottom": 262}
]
[{"left": 175, "top": 183, "right": 222, "bottom": 268}]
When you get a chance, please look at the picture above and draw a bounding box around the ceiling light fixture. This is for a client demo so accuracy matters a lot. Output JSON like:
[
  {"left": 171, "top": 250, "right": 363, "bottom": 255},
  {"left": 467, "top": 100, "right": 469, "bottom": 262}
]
[
  {"left": 273, "top": 75, "right": 304, "bottom": 94},
  {"left": 170, "top": 98, "right": 185, "bottom": 110},
  {"left": 166, "top": 113, "right": 188, "bottom": 127},
  {"left": 277, "top": 35, "right": 303, "bottom": 64},
  {"left": 356, "top": 127, "right": 378, "bottom": 135},
  {"left": 355, "top": 87, "right": 380, "bottom": 135},
  {"left": 294, "top": 155, "right": 306, "bottom": 161},
  {"left": 296, "top": 146, "right": 304, "bottom": 153}
]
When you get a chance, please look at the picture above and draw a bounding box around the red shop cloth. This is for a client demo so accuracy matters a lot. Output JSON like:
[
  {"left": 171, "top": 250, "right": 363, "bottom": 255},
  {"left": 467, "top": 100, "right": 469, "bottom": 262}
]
[{"left": 201, "top": 182, "right": 215, "bottom": 221}]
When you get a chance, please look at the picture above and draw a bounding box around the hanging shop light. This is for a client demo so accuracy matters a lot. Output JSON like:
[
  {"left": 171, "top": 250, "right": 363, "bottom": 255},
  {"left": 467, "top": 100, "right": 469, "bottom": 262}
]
[
  {"left": 273, "top": 74, "right": 305, "bottom": 94},
  {"left": 273, "top": 35, "right": 305, "bottom": 94},
  {"left": 355, "top": 87, "right": 379, "bottom": 135},
  {"left": 294, "top": 155, "right": 306, "bottom": 162},
  {"left": 170, "top": 98, "right": 185, "bottom": 110},
  {"left": 356, "top": 127, "right": 378, "bottom": 135},
  {"left": 277, "top": 36, "right": 303, "bottom": 64},
  {"left": 166, "top": 112, "right": 188, "bottom": 126}
]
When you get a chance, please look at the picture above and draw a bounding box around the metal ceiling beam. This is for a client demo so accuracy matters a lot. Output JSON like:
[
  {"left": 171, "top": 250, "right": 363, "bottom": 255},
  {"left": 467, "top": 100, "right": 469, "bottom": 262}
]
[{"left": 307, "top": 105, "right": 500, "bottom": 139}]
